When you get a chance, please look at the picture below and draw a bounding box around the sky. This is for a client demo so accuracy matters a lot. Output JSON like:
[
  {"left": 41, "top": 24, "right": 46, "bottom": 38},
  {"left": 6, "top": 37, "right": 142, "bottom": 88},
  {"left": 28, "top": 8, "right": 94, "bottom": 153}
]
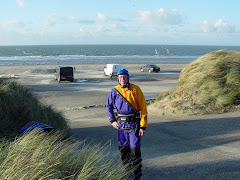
[{"left": 0, "top": 0, "right": 240, "bottom": 46}]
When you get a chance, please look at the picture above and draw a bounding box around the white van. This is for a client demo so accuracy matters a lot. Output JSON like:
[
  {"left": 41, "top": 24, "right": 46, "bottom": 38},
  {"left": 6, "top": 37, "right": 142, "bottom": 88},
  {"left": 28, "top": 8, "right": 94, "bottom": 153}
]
[{"left": 104, "top": 64, "right": 123, "bottom": 78}]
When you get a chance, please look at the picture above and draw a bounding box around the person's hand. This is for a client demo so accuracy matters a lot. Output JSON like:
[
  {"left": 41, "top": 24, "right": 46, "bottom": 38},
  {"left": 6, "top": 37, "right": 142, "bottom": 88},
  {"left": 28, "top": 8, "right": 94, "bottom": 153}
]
[
  {"left": 139, "top": 129, "right": 145, "bottom": 136},
  {"left": 112, "top": 121, "right": 118, "bottom": 129}
]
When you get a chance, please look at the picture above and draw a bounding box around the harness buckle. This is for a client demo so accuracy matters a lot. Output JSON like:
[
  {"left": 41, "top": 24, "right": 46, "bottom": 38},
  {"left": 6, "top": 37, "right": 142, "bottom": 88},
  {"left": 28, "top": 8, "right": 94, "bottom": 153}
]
[
  {"left": 115, "top": 112, "right": 140, "bottom": 122},
  {"left": 120, "top": 117, "right": 127, "bottom": 121},
  {"left": 117, "top": 113, "right": 134, "bottom": 122}
]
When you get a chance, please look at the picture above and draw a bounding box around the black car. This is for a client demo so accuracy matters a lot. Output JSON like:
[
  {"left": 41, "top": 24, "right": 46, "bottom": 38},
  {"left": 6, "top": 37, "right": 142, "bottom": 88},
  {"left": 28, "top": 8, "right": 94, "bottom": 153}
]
[
  {"left": 54, "top": 66, "right": 74, "bottom": 82},
  {"left": 140, "top": 64, "right": 160, "bottom": 73}
]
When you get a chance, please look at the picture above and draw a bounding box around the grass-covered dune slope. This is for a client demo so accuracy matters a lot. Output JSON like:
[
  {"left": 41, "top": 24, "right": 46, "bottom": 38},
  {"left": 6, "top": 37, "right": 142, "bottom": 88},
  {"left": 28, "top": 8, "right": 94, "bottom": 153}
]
[
  {"left": 0, "top": 131, "right": 124, "bottom": 179},
  {"left": 148, "top": 50, "right": 240, "bottom": 116},
  {"left": 0, "top": 79, "right": 126, "bottom": 179},
  {"left": 0, "top": 78, "right": 71, "bottom": 138}
]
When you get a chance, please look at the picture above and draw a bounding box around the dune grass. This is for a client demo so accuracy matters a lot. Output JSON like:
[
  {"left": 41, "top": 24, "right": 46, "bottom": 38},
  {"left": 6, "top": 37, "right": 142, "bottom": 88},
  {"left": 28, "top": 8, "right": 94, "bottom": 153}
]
[
  {"left": 148, "top": 50, "right": 240, "bottom": 116},
  {"left": 0, "top": 130, "right": 125, "bottom": 180},
  {"left": 0, "top": 78, "right": 71, "bottom": 139},
  {"left": 0, "top": 78, "right": 127, "bottom": 179}
]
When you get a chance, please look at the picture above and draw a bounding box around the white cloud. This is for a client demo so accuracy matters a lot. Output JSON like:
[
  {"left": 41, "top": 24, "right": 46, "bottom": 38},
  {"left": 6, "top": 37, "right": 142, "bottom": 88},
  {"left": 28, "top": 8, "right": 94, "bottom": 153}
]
[
  {"left": 68, "top": 16, "right": 75, "bottom": 23},
  {"left": 135, "top": 8, "right": 183, "bottom": 25},
  {"left": 97, "top": 12, "right": 107, "bottom": 22},
  {"left": 95, "top": 24, "right": 103, "bottom": 32},
  {"left": 109, "top": 23, "right": 126, "bottom": 31},
  {"left": 77, "top": 18, "right": 95, "bottom": 24},
  {"left": 2, "top": 19, "right": 25, "bottom": 28},
  {"left": 200, "top": 19, "right": 235, "bottom": 33},
  {"left": 214, "top": 19, "right": 234, "bottom": 33},
  {"left": 39, "top": 30, "right": 45, "bottom": 35},
  {"left": 112, "top": 18, "right": 128, "bottom": 22},
  {"left": 79, "top": 28, "right": 84, "bottom": 33},
  {"left": 109, "top": 23, "right": 117, "bottom": 29},
  {"left": 43, "top": 13, "right": 94, "bottom": 26},
  {"left": 235, "top": 25, "right": 240, "bottom": 33},
  {"left": 200, "top": 20, "right": 214, "bottom": 33},
  {"left": 87, "top": 24, "right": 103, "bottom": 38},
  {"left": 136, "top": 32, "right": 144, "bottom": 37},
  {"left": 16, "top": 0, "right": 26, "bottom": 8},
  {"left": 72, "top": 28, "right": 87, "bottom": 38},
  {"left": 42, "top": 13, "right": 59, "bottom": 26}
]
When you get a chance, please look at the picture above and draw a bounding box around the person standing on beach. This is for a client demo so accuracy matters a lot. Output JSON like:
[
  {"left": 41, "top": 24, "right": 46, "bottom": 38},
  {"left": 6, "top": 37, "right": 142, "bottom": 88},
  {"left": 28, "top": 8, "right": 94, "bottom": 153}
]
[{"left": 106, "top": 68, "right": 147, "bottom": 180}]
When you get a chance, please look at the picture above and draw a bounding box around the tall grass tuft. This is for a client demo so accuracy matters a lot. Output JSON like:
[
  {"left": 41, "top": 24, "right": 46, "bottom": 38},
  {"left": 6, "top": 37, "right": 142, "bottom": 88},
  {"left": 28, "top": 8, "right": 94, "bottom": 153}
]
[
  {"left": 0, "top": 78, "right": 71, "bottom": 138},
  {"left": 0, "top": 130, "right": 126, "bottom": 179},
  {"left": 0, "top": 78, "right": 127, "bottom": 179},
  {"left": 148, "top": 50, "right": 240, "bottom": 116}
]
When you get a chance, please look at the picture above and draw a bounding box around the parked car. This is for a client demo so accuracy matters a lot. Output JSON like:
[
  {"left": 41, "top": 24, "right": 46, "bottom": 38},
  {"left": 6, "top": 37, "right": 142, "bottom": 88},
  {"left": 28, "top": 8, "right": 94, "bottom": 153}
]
[
  {"left": 140, "top": 64, "right": 160, "bottom": 73},
  {"left": 104, "top": 64, "right": 123, "bottom": 78},
  {"left": 55, "top": 66, "right": 74, "bottom": 82}
]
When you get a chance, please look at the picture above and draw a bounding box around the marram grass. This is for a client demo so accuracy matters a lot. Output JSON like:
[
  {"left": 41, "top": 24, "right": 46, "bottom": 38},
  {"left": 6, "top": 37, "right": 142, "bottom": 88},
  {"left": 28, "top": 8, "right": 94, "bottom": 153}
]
[
  {"left": 0, "top": 74, "right": 128, "bottom": 179},
  {"left": 148, "top": 50, "right": 240, "bottom": 116},
  {"left": 0, "top": 78, "right": 71, "bottom": 138},
  {"left": 0, "top": 130, "right": 126, "bottom": 180}
]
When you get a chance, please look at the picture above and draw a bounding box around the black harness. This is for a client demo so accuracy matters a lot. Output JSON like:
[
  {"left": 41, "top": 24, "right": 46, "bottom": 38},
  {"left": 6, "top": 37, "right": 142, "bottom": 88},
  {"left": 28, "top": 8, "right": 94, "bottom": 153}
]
[
  {"left": 113, "top": 88, "right": 141, "bottom": 122},
  {"left": 114, "top": 112, "right": 140, "bottom": 122}
]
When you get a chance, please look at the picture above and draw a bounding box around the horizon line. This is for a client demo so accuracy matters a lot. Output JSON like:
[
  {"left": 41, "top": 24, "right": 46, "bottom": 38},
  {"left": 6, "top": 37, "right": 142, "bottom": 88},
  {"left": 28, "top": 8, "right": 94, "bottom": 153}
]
[{"left": 0, "top": 44, "right": 240, "bottom": 47}]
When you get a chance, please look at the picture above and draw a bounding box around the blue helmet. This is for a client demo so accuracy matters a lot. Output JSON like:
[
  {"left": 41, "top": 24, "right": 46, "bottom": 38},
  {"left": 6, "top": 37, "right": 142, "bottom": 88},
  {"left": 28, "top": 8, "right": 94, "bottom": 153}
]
[
  {"left": 117, "top": 69, "right": 129, "bottom": 76},
  {"left": 117, "top": 68, "right": 130, "bottom": 87}
]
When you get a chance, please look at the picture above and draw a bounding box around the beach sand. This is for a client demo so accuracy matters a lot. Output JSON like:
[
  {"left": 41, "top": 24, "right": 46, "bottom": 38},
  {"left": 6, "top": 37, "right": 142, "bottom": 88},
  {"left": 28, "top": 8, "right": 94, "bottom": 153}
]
[
  {"left": 0, "top": 63, "right": 185, "bottom": 111},
  {"left": 0, "top": 63, "right": 184, "bottom": 137},
  {"left": 0, "top": 63, "right": 186, "bottom": 140},
  {"left": 3, "top": 62, "right": 239, "bottom": 128},
  {"left": 2, "top": 63, "right": 240, "bottom": 179}
]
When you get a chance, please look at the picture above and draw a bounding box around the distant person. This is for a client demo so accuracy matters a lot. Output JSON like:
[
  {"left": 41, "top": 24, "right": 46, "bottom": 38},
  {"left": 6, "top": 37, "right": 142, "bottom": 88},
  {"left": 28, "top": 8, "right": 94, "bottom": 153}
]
[{"left": 106, "top": 68, "right": 148, "bottom": 180}]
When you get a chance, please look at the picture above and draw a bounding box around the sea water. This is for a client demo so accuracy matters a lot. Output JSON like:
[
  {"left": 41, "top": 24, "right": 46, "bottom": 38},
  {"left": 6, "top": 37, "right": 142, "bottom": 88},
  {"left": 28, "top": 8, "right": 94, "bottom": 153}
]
[{"left": 0, "top": 45, "right": 239, "bottom": 66}]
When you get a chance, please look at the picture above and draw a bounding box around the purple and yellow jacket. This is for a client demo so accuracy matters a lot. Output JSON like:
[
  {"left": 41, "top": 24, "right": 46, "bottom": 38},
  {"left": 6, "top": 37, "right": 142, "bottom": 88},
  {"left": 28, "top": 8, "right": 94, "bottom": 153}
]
[{"left": 106, "top": 83, "right": 148, "bottom": 130}]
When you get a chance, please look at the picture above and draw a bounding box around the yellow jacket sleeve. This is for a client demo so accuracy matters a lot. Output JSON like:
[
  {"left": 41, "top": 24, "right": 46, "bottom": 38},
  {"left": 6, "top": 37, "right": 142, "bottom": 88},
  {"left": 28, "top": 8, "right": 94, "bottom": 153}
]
[{"left": 134, "top": 85, "right": 148, "bottom": 129}]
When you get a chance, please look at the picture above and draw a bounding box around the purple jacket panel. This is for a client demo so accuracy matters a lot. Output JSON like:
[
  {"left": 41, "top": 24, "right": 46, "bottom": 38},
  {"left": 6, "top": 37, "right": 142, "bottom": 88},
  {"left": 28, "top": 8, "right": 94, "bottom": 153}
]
[
  {"left": 106, "top": 89, "right": 134, "bottom": 119},
  {"left": 106, "top": 89, "right": 139, "bottom": 128}
]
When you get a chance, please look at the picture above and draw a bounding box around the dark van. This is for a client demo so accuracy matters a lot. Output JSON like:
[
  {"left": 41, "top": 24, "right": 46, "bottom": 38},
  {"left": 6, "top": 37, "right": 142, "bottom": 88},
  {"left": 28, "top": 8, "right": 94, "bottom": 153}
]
[{"left": 55, "top": 66, "right": 74, "bottom": 82}]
